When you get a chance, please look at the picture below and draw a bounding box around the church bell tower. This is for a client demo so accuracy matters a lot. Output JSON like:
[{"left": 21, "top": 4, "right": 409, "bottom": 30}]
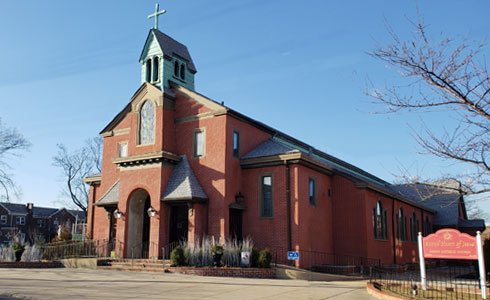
[{"left": 139, "top": 4, "right": 197, "bottom": 91}]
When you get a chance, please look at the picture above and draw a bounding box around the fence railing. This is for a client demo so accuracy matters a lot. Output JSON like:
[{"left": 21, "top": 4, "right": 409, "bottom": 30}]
[
  {"left": 40, "top": 239, "right": 123, "bottom": 260},
  {"left": 369, "top": 262, "right": 486, "bottom": 299},
  {"left": 162, "top": 241, "right": 180, "bottom": 260},
  {"left": 270, "top": 247, "right": 381, "bottom": 275}
]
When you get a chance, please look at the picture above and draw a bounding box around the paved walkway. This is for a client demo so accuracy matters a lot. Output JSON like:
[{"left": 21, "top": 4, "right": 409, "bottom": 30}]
[{"left": 0, "top": 268, "right": 374, "bottom": 300}]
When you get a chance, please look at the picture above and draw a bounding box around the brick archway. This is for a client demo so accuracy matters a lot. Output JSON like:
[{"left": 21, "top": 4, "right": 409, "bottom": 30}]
[{"left": 126, "top": 189, "right": 151, "bottom": 258}]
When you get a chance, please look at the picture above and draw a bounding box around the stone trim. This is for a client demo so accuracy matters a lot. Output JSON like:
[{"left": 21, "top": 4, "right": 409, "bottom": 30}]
[
  {"left": 83, "top": 175, "right": 102, "bottom": 184},
  {"left": 241, "top": 152, "right": 333, "bottom": 176},
  {"left": 113, "top": 128, "right": 130, "bottom": 136},
  {"left": 175, "top": 109, "right": 227, "bottom": 124},
  {"left": 113, "top": 150, "right": 180, "bottom": 167}
]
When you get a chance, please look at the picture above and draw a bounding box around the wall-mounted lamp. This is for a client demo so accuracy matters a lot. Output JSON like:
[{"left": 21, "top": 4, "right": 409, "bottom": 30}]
[
  {"left": 113, "top": 209, "right": 124, "bottom": 219},
  {"left": 147, "top": 207, "right": 157, "bottom": 218}
]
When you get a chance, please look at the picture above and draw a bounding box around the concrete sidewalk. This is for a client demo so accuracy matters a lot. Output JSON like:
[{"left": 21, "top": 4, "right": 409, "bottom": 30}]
[{"left": 0, "top": 268, "right": 375, "bottom": 299}]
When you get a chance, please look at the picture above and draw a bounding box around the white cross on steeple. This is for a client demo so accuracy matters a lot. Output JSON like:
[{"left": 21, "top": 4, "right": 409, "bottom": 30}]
[{"left": 148, "top": 3, "right": 166, "bottom": 30}]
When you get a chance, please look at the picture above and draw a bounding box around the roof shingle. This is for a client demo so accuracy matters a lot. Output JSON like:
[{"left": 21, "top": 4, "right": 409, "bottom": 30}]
[{"left": 163, "top": 155, "right": 207, "bottom": 202}]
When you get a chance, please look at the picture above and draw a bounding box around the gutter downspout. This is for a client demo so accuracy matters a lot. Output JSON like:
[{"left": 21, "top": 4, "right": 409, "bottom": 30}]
[
  {"left": 286, "top": 161, "right": 292, "bottom": 251},
  {"left": 392, "top": 198, "right": 396, "bottom": 265},
  {"left": 89, "top": 184, "right": 96, "bottom": 240}
]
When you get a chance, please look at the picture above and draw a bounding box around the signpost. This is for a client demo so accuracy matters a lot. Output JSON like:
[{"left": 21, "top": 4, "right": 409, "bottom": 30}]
[
  {"left": 418, "top": 229, "right": 486, "bottom": 299},
  {"left": 287, "top": 251, "right": 300, "bottom": 261}
]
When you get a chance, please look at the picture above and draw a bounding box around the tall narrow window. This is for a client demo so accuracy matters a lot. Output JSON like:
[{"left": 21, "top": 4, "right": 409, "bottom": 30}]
[
  {"left": 174, "top": 61, "right": 179, "bottom": 77},
  {"left": 145, "top": 59, "right": 151, "bottom": 82},
  {"left": 180, "top": 63, "right": 186, "bottom": 80},
  {"left": 232, "top": 131, "right": 239, "bottom": 157},
  {"left": 373, "top": 201, "right": 388, "bottom": 240},
  {"left": 410, "top": 212, "right": 419, "bottom": 241},
  {"left": 152, "top": 57, "right": 159, "bottom": 82},
  {"left": 118, "top": 142, "right": 128, "bottom": 158},
  {"left": 260, "top": 175, "right": 273, "bottom": 217},
  {"left": 397, "top": 208, "right": 407, "bottom": 241},
  {"left": 0, "top": 215, "right": 7, "bottom": 225},
  {"left": 139, "top": 100, "right": 155, "bottom": 145},
  {"left": 308, "top": 178, "right": 316, "bottom": 206},
  {"left": 423, "top": 216, "right": 432, "bottom": 235},
  {"left": 194, "top": 129, "right": 204, "bottom": 157}
]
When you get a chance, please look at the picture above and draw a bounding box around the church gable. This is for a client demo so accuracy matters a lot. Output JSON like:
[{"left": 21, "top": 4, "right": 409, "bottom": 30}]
[{"left": 101, "top": 83, "right": 164, "bottom": 136}]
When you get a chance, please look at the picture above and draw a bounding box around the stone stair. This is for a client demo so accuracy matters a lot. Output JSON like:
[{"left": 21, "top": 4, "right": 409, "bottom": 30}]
[{"left": 97, "top": 259, "right": 172, "bottom": 272}]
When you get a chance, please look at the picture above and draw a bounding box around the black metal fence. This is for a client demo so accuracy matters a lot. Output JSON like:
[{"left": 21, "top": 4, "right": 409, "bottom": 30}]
[
  {"left": 370, "top": 261, "right": 486, "bottom": 299},
  {"left": 40, "top": 239, "right": 124, "bottom": 260},
  {"left": 271, "top": 247, "right": 381, "bottom": 276}
]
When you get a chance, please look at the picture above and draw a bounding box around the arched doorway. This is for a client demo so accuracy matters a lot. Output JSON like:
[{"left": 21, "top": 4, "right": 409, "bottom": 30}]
[{"left": 126, "top": 189, "right": 151, "bottom": 258}]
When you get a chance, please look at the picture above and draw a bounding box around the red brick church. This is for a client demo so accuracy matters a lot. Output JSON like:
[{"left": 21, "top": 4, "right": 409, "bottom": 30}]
[{"left": 84, "top": 14, "right": 484, "bottom": 265}]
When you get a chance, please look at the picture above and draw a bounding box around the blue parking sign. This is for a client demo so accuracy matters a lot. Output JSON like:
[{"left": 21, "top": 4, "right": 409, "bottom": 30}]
[{"left": 287, "top": 251, "right": 300, "bottom": 260}]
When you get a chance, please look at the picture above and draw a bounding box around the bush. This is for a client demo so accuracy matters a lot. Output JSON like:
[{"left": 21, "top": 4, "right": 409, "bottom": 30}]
[
  {"left": 170, "top": 246, "right": 186, "bottom": 266},
  {"left": 258, "top": 248, "right": 272, "bottom": 268},
  {"left": 251, "top": 248, "right": 259, "bottom": 268},
  {"left": 12, "top": 242, "right": 25, "bottom": 253}
]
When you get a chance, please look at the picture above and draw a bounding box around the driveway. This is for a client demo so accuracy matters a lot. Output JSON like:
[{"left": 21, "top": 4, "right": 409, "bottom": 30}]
[{"left": 0, "top": 268, "right": 374, "bottom": 300}]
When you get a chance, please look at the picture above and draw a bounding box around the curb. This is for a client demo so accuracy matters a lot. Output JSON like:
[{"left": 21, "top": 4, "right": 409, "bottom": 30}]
[{"left": 366, "top": 282, "right": 406, "bottom": 300}]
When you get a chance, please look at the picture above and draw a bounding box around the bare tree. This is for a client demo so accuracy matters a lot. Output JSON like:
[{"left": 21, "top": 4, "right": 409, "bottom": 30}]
[
  {"left": 53, "top": 137, "right": 102, "bottom": 215},
  {"left": 0, "top": 118, "right": 30, "bottom": 201},
  {"left": 369, "top": 18, "right": 490, "bottom": 195}
]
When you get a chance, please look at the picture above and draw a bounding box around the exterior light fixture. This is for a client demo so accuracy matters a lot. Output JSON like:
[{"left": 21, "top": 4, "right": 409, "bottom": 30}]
[
  {"left": 113, "top": 209, "right": 124, "bottom": 219},
  {"left": 147, "top": 207, "right": 157, "bottom": 218}
]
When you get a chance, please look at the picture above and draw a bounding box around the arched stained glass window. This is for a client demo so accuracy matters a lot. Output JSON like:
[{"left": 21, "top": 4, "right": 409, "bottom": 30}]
[
  {"left": 397, "top": 208, "right": 407, "bottom": 241},
  {"left": 139, "top": 100, "right": 155, "bottom": 145},
  {"left": 373, "top": 201, "right": 388, "bottom": 240}
]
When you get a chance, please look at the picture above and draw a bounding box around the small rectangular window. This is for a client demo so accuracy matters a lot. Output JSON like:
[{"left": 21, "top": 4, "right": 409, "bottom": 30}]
[
  {"left": 308, "top": 178, "right": 316, "bottom": 206},
  {"left": 260, "top": 175, "right": 273, "bottom": 217},
  {"left": 16, "top": 216, "right": 25, "bottom": 225},
  {"left": 233, "top": 131, "right": 240, "bottom": 157},
  {"left": 118, "top": 142, "right": 128, "bottom": 158},
  {"left": 37, "top": 219, "right": 44, "bottom": 228},
  {"left": 0, "top": 215, "right": 7, "bottom": 225},
  {"left": 194, "top": 129, "right": 204, "bottom": 157}
]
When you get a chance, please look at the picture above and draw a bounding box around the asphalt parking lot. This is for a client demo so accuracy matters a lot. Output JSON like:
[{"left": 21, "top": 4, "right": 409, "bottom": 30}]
[{"left": 0, "top": 268, "right": 374, "bottom": 300}]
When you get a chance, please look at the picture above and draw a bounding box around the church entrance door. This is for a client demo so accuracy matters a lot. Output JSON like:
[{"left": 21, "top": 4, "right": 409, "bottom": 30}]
[
  {"left": 126, "top": 189, "right": 151, "bottom": 258},
  {"left": 229, "top": 208, "right": 243, "bottom": 241},
  {"left": 169, "top": 205, "right": 188, "bottom": 244}
]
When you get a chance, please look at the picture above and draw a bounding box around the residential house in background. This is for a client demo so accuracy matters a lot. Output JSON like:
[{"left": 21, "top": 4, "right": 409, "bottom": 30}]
[{"left": 0, "top": 202, "right": 86, "bottom": 245}]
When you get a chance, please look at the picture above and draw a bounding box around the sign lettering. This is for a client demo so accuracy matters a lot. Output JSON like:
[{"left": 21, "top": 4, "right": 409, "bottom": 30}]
[{"left": 422, "top": 229, "right": 477, "bottom": 260}]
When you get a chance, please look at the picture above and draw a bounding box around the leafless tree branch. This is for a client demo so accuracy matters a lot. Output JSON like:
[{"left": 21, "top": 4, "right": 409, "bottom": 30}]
[{"left": 52, "top": 137, "right": 102, "bottom": 214}]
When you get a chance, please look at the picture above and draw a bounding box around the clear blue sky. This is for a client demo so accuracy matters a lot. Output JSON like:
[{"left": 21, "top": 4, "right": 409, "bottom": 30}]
[{"left": 0, "top": 1, "right": 489, "bottom": 218}]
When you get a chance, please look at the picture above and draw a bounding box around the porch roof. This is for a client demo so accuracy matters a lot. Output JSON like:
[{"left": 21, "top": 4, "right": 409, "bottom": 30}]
[
  {"left": 96, "top": 181, "right": 120, "bottom": 206},
  {"left": 162, "top": 155, "right": 207, "bottom": 202}
]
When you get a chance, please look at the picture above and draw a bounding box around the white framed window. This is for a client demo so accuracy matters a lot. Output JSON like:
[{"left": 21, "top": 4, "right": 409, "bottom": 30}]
[
  {"left": 53, "top": 219, "right": 59, "bottom": 226},
  {"left": 260, "top": 175, "right": 273, "bottom": 218},
  {"left": 194, "top": 129, "right": 205, "bottom": 157},
  {"left": 0, "top": 215, "right": 7, "bottom": 225},
  {"left": 118, "top": 142, "right": 128, "bottom": 158},
  {"left": 16, "top": 216, "right": 25, "bottom": 225}
]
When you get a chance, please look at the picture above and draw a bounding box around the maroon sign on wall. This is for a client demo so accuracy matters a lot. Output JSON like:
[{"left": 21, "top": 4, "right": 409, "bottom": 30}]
[{"left": 422, "top": 229, "right": 477, "bottom": 260}]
